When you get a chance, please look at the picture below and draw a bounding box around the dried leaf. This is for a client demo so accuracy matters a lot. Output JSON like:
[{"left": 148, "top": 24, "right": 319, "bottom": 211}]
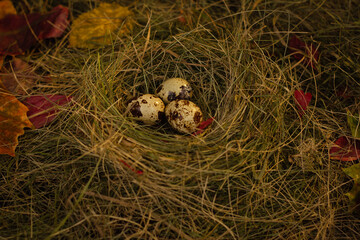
[
  {"left": 294, "top": 90, "right": 312, "bottom": 117},
  {"left": 0, "top": 0, "right": 16, "bottom": 19},
  {"left": 178, "top": 9, "right": 187, "bottom": 24},
  {"left": 330, "top": 136, "right": 360, "bottom": 161},
  {"left": 23, "top": 95, "right": 72, "bottom": 128},
  {"left": 288, "top": 35, "right": 319, "bottom": 69},
  {"left": 347, "top": 110, "right": 360, "bottom": 139},
  {"left": 37, "top": 5, "right": 69, "bottom": 40},
  {"left": 343, "top": 163, "right": 360, "bottom": 211},
  {"left": 336, "top": 87, "right": 353, "bottom": 99},
  {"left": 1, "top": 57, "right": 41, "bottom": 95},
  {"left": 344, "top": 163, "right": 360, "bottom": 183},
  {"left": 193, "top": 117, "right": 214, "bottom": 136},
  {"left": 69, "top": 3, "right": 133, "bottom": 48},
  {"left": 0, "top": 5, "right": 69, "bottom": 55},
  {"left": 345, "top": 182, "right": 360, "bottom": 209},
  {"left": 178, "top": 15, "right": 187, "bottom": 24},
  {"left": 0, "top": 81, "right": 33, "bottom": 156}
]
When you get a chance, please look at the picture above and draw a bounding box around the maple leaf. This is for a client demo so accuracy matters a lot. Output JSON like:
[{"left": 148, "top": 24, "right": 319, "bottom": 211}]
[
  {"left": 0, "top": 5, "right": 69, "bottom": 55},
  {"left": 330, "top": 136, "right": 360, "bottom": 161},
  {"left": 23, "top": 95, "right": 72, "bottom": 128},
  {"left": 0, "top": 82, "right": 33, "bottom": 156},
  {"left": 288, "top": 35, "right": 319, "bottom": 69},
  {"left": 69, "top": 3, "right": 133, "bottom": 48},
  {"left": 294, "top": 90, "right": 312, "bottom": 117}
]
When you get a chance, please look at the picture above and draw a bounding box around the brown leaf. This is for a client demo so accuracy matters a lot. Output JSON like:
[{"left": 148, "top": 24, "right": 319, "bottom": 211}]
[
  {"left": 1, "top": 57, "right": 40, "bottom": 95},
  {"left": 0, "top": 81, "right": 33, "bottom": 156}
]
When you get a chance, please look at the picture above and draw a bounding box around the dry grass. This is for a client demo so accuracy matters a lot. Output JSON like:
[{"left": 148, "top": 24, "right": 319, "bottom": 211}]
[{"left": 1, "top": 0, "right": 360, "bottom": 239}]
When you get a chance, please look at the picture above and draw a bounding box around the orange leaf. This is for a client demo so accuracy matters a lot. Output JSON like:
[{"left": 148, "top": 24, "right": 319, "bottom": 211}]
[
  {"left": 0, "top": 0, "right": 16, "bottom": 19},
  {"left": 0, "top": 81, "right": 33, "bottom": 156}
]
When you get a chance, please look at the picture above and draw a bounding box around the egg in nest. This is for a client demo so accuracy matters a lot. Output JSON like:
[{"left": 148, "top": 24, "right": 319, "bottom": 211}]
[
  {"left": 165, "top": 100, "right": 203, "bottom": 134},
  {"left": 127, "top": 94, "right": 165, "bottom": 125},
  {"left": 156, "top": 78, "right": 193, "bottom": 104}
]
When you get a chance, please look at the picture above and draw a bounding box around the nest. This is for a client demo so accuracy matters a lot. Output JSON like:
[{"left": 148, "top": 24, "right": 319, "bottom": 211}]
[{"left": 4, "top": 0, "right": 360, "bottom": 239}]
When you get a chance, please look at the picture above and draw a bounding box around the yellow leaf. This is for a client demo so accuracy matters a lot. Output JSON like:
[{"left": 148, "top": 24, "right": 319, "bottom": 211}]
[
  {"left": 0, "top": 80, "right": 33, "bottom": 156},
  {"left": 0, "top": 0, "right": 16, "bottom": 19},
  {"left": 69, "top": 3, "right": 133, "bottom": 48}
]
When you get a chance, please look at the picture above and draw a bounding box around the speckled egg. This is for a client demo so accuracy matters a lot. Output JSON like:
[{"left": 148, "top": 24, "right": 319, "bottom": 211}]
[
  {"left": 156, "top": 78, "right": 193, "bottom": 104},
  {"left": 165, "top": 100, "right": 203, "bottom": 134},
  {"left": 127, "top": 94, "right": 165, "bottom": 125}
]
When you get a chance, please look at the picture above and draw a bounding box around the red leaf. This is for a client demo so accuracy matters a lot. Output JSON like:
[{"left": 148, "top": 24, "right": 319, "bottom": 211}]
[
  {"left": 294, "top": 90, "right": 312, "bottom": 116},
  {"left": 178, "top": 9, "right": 187, "bottom": 24},
  {"left": 0, "top": 5, "right": 69, "bottom": 55},
  {"left": 193, "top": 117, "right": 214, "bottom": 136},
  {"left": 330, "top": 136, "right": 360, "bottom": 161},
  {"left": 178, "top": 16, "right": 187, "bottom": 24},
  {"left": 288, "top": 35, "right": 319, "bottom": 69},
  {"left": 37, "top": 5, "right": 69, "bottom": 40},
  {"left": 336, "top": 87, "right": 353, "bottom": 99},
  {"left": 23, "top": 95, "right": 72, "bottom": 128}
]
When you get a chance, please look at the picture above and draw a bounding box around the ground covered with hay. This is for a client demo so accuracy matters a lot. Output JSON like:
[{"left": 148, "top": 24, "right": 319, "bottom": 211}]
[{"left": 1, "top": 0, "right": 360, "bottom": 239}]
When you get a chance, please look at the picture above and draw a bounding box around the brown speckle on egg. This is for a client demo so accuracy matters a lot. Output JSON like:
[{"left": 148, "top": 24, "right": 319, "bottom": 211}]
[
  {"left": 179, "top": 85, "right": 192, "bottom": 100},
  {"left": 170, "top": 110, "right": 183, "bottom": 121},
  {"left": 130, "top": 101, "right": 142, "bottom": 117},
  {"left": 167, "top": 91, "right": 176, "bottom": 102},
  {"left": 194, "top": 111, "right": 202, "bottom": 124}
]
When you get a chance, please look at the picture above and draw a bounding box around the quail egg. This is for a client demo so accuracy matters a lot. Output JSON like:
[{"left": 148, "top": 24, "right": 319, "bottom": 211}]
[
  {"left": 156, "top": 78, "right": 193, "bottom": 104},
  {"left": 127, "top": 94, "right": 165, "bottom": 125},
  {"left": 165, "top": 100, "right": 203, "bottom": 134}
]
